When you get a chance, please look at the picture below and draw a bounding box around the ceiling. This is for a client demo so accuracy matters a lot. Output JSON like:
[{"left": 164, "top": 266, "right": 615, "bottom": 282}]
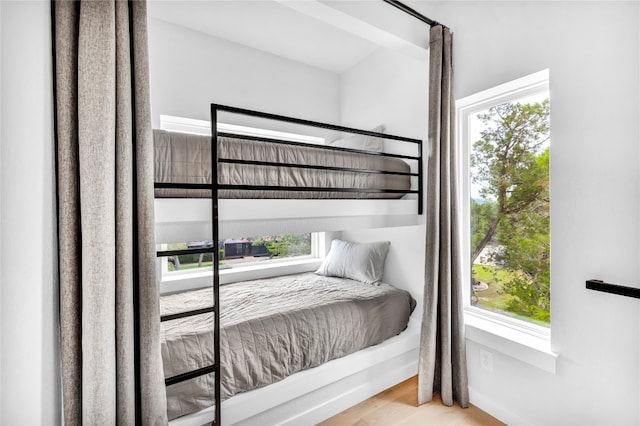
[{"left": 147, "top": 0, "right": 428, "bottom": 74}]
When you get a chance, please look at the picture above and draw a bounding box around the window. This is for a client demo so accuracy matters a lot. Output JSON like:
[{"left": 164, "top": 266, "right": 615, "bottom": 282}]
[
  {"left": 459, "top": 70, "right": 550, "bottom": 330},
  {"left": 162, "top": 233, "right": 315, "bottom": 274},
  {"left": 158, "top": 232, "right": 323, "bottom": 293}
]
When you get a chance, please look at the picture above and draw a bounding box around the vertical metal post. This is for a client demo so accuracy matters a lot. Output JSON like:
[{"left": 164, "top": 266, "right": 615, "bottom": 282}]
[
  {"left": 418, "top": 140, "right": 424, "bottom": 215},
  {"left": 210, "top": 105, "right": 221, "bottom": 426}
]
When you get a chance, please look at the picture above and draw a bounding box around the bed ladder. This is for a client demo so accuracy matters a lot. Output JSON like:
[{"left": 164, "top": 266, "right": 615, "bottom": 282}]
[{"left": 154, "top": 106, "right": 222, "bottom": 426}]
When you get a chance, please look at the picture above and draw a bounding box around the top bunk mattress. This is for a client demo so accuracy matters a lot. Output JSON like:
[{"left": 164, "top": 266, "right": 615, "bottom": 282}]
[
  {"left": 160, "top": 272, "right": 416, "bottom": 420},
  {"left": 154, "top": 129, "right": 412, "bottom": 199}
]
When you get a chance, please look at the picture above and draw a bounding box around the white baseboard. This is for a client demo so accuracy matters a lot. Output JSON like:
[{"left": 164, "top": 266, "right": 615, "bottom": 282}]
[
  {"left": 239, "top": 349, "right": 419, "bottom": 426},
  {"left": 469, "top": 385, "right": 533, "bottom": 425}
]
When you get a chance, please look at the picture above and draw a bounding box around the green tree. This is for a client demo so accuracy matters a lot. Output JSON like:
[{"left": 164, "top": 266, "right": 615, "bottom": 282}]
[
  {"left": 471, "top": 100, "right": 550, "bottom": 322},
  {"left": 498, "top": 149, "right": 550, "bottom": 322},
  {"left": 252, "top": 234, "right": 311, "bottom": 258},
  {"left": 471, "top": 198, "right": 498, "bottom": 260},
  {"left": 471, "top": 100, "right": 550, "bottom": 262}
]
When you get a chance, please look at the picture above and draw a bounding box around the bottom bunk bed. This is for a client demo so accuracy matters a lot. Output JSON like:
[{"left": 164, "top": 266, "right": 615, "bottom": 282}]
[{"left": 160, "top": 271, "right": 416, "bottom": 425}]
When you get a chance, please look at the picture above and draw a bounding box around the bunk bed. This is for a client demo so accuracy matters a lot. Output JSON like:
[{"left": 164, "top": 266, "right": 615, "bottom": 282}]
[{"left": 154, "top": 104, "right": 424, "bottom": 425}]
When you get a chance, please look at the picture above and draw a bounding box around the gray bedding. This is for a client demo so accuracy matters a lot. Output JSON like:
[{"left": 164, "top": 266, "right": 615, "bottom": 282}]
[
  {"left": 160, "top": 272, "right": 415, "bottom": 420},
  {"left": 154, "top": 129, "right": 411, "bottom": 199}
]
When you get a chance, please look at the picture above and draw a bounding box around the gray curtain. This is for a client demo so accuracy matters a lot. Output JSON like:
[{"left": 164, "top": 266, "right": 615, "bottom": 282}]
[
  {"left": 53, "top": 1, "right": 167, "bottom": 424},
  {"left": 418, "top": 25, "right": 469, "bottom": 408}
]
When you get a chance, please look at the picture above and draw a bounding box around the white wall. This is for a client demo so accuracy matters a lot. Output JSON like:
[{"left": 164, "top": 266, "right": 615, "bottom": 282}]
[
  {"left": 341, "top": 226, "right": 425, "bottom": 316},
  {"left": 147, "top": 18, "right": 341, "bottom": 131},
  {"left": 417, "top": 1, "right": 640, "bottom": 424},
  {"left": 339, "top": 47, "right": 428, "bottom": 318},
  {"left": 0, "top": 1, "right": 59, "bottom": 424},
  {"left": 339, "top": 47, "right": 428, "bottom": 141}
]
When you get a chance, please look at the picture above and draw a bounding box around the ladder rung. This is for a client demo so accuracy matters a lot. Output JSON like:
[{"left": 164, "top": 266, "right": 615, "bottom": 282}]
[
  {"left": 161, "top": 306, "right": 215, "bottom": 322},
  {"left": 165, "top": 364, "right": 216, "bottom": 386},
  {"left": 218, "top": 158, "right": 420, "bottom": 177},
  {"left": 217, "top": 184, "right": 416, "bottom": 194},
  {"left": 155, "top": 182, "right": 212, "bottom": 191},
  {"left": 156, "top": 247, "right": 216, "bottom": 257}
]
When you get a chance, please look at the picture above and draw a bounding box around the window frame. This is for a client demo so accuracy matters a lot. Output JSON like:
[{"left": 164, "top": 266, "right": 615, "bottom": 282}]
[
  {"left": 457, "top": 70, "right": 557, "bottom": 372},
  {"left": 158, "top": 233, "right": 325, "bottom": 294}
]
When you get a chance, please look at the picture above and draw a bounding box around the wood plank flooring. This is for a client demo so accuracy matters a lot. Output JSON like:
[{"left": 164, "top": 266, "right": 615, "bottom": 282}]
[{"left": 318, "top": 376, "right": 505, "bottom": 426}]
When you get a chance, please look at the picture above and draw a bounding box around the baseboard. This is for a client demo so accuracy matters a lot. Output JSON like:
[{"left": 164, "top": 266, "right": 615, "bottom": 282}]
[
  {"left": 469, "top": 385, "right": 534, "bottom": 425},
  {"left": 284, "top": 352, "right": 418, "bottom": 425},
  {"left": 238, "top": 349, "right": 419, "bottom": 426}
]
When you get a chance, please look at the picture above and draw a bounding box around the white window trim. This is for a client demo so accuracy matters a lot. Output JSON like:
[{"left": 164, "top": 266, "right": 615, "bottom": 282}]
[
  {"left": 465, "top": 310, "right": 558, "bottom": 374},
  {"left": 457, "top": 69, "right": 558, "bottom": 373},
  {"left": 159, "top": 114, "right": 325, "bottom": 145}
]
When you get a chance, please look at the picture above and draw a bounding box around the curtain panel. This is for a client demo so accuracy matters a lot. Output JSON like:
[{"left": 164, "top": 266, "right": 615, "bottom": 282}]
[
  {"left": 52, "top": 1, "right": 167, "bottom": 424},
  {"left": 418, "top": 25, "right": 470, "bottom": 408}
]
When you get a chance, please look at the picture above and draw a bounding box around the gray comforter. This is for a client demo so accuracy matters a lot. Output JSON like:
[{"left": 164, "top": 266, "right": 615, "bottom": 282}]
[
  {"left": 160, "top": 272, "right": 415, "bottom": 420},
  {"left": 153, "top": 129, "right": 411, "bottom": 199}
]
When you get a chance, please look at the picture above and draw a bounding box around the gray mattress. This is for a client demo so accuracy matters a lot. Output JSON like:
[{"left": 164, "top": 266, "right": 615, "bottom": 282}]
[
  {"left": 160, "top": 272, "right": 416, "bottom": 420},
  {"left": 154, "top": 129, "right": 411, "bottom": 199}
]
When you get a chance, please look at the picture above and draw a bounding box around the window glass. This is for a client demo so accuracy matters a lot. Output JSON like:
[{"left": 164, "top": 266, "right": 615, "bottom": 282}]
[
  {"left": 465, "top": 80, "right": 551, "bottom": 326},
  {"left": 164, "top": 233, "right": 313, "bottom": 274}
]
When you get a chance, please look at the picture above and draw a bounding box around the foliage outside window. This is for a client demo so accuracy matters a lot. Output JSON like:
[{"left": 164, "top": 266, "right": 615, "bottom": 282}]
[{"left": 468, "top": 88, "right": 550, "bottom": 326}]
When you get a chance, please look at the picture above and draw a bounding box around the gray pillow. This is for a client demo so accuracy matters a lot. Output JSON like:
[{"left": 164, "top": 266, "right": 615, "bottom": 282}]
[
  {"left": 327, "top": 124, "right": 385, "bottom": 152},
  {"left": 315, "top": 239, "right": 391, "bottom": 284}
]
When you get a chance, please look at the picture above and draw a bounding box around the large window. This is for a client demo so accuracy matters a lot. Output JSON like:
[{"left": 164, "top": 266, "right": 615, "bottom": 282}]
[{"left": 459, "top": 70, "right": 550, "bottom": 328}]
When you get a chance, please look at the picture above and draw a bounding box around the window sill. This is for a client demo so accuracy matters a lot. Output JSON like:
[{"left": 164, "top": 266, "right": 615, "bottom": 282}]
[
  {"left": 464, "top": 309, "right": 558, "bottom": 374},
  {"left": 160, "top": 257, "right": 322, "bottom": 294},
  {"left": 219, "top": 257, "right": 322, "bottom": 283}
]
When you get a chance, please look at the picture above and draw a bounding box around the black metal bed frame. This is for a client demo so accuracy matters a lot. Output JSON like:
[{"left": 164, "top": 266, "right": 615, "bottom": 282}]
[{"left": 154, "top": 103, "right": 422, "bottom": 425}]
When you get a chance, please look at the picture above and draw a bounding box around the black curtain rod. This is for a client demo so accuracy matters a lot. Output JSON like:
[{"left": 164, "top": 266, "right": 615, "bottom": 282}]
[{"left": 382, "top": 0, "right": 443, "bottom": 28}]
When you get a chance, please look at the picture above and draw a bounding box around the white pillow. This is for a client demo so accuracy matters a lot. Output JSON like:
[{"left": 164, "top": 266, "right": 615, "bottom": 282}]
[
  {"left": 327, "top": 124, "right": 385, "bottom": 152},
  {"left": 315, "top": 239, "right": 391, "bottom": 285}
]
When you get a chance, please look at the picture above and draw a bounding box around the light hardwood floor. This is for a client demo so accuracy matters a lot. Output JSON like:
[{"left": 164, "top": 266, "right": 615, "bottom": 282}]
[{"left": 319, "top": 376, "right": 505, "bottom": 426}]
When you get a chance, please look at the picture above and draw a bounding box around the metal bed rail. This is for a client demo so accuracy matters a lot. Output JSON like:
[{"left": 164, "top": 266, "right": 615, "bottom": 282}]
[{"left": 212, "top": 104, "right": 423, "bottom": 214}]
